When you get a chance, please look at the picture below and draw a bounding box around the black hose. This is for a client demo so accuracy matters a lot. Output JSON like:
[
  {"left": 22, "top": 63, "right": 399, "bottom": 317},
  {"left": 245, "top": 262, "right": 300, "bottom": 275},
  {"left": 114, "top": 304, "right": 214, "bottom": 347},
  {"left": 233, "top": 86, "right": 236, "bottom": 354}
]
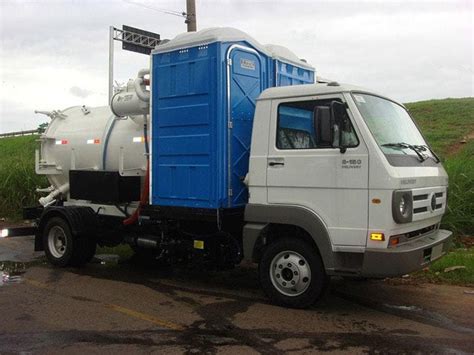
[{"left": 144, "top": 115, "right": 149, "bottom": 159}]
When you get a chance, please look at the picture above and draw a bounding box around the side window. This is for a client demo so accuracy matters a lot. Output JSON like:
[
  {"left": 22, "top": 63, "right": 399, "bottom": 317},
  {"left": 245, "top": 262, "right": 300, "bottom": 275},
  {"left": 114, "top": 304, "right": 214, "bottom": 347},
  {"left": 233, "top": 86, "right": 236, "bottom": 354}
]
[
  {"left": 276, "top": 99, "right": 358, "bottom": 150},
  {"left": 277, "top": 105, "right": 315, "bottom": 149},
  {"left": 332, "top": 103, "right": 359, "bottom": 148}
]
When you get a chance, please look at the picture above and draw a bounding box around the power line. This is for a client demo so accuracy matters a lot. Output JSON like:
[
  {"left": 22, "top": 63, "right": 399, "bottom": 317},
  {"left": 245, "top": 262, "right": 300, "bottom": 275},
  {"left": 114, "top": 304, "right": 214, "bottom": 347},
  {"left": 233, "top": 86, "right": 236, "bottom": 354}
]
[{"left": 122, "top": 0, "right": 186, "bottom": 18}]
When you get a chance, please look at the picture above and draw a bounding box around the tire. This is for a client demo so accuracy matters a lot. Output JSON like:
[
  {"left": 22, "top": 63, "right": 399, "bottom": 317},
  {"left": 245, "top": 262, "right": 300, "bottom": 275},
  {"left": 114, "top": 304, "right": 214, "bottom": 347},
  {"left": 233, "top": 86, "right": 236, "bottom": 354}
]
[
  {"left": 259, "top": 238, "right": 327, "bottom": 309},
  {"left": 42, "top": 217, "right": 95, "bottom": 267}
]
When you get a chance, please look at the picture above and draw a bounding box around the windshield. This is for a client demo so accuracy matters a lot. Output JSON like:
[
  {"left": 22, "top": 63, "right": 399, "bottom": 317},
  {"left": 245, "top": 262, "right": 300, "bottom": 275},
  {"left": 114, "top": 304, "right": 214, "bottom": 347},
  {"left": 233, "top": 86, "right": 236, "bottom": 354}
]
[{"left": 352, "top": 93, "right": 437, "bottom": 165}]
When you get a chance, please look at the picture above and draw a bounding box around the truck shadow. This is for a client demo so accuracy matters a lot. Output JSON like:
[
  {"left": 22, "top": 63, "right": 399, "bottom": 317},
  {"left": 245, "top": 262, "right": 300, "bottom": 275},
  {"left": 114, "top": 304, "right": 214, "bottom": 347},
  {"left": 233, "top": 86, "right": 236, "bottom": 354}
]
[
  {"left": 62, "top": 258, "right": 473, "bottom": 354},
  {"left": 69, "top": 255, "right": 474, "bottom": 336},
  {"left": 75, "top": 256, "right": 267, "bottom": 303}
]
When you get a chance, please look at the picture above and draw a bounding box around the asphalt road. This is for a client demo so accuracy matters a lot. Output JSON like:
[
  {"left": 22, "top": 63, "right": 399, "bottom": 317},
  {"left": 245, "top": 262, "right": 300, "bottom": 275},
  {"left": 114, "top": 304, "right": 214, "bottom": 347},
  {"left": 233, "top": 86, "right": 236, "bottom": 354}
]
[{"left": 0, "top": 237, "right": 473, "bottom": 354}]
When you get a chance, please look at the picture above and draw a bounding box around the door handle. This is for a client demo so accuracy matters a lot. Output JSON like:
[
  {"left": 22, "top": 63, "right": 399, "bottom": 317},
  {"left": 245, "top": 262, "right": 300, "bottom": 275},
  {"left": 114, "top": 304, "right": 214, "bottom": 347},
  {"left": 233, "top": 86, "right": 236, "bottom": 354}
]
[{"left": 269, "top": 161, "right": 285, "bottom": 167}]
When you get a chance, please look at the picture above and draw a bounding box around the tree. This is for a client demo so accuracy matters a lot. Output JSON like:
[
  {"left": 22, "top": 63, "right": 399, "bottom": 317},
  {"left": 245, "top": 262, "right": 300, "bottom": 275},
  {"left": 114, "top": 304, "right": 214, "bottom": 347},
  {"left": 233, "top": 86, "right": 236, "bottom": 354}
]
[{"left": 37, "top": 122, "right": 48, "bottom": 134}]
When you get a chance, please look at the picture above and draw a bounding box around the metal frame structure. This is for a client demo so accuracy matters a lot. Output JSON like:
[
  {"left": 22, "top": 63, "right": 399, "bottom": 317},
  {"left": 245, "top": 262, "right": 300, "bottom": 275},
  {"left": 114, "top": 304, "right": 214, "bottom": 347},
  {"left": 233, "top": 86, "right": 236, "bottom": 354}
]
[
  {"left": 113, "top": 27, "right": 161, "bottom": 50},
  {"left": 108, "top": 26, "right": 161, "bottom": 102}
]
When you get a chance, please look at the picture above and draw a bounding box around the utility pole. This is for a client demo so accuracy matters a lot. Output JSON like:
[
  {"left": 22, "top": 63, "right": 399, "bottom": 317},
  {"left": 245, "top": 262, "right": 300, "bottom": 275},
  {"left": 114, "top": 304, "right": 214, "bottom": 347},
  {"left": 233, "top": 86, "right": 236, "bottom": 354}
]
[
  {"left": 108, "top": 26, "right": 115, "bottom": 103},
  {"left": 185, "top": 0, "right": 197, "bottom": 32}
]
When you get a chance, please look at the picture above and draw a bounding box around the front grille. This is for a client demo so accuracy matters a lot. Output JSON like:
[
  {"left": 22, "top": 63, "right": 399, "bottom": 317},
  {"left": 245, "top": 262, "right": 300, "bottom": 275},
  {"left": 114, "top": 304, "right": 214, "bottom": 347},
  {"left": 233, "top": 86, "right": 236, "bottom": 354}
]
[
  {"left": 413, "top": 194, "right": 428, "bottom": 201},
  {"left": 414, "top": 207, "right": 428, "bottom": 213},
  {"left": 389, "top": 224, "right": 438, "bottom": 247},
  {"left": 406, "top": 224, "right": 437, "bottom": 239},
  {"left": 411, "top": 187, "right": 446, "bottom": 221}
]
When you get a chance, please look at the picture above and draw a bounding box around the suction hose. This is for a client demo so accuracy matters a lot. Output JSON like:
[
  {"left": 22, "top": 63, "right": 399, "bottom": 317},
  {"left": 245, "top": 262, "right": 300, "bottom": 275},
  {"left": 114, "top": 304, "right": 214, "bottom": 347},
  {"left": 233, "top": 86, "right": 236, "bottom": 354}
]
[
  {"left": 134, "top": 69, "right": 150, "bottom": 102},
  {"left": 123, "top": 114, "right": 150, "bottom": 226},
  {"left": 123, "top": 163, "right": 149, "bottom": 226}
]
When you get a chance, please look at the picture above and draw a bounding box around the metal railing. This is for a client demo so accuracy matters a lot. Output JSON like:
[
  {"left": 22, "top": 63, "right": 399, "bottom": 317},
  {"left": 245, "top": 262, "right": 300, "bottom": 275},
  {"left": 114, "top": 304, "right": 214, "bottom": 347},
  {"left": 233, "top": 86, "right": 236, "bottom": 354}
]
[{"left": 0, "top": 129, "right": 38, "bottom": 139}]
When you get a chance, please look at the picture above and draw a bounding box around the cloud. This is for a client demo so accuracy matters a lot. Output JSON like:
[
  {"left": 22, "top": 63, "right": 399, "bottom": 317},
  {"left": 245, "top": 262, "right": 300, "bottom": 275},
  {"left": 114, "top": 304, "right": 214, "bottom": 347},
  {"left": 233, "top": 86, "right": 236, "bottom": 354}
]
[
  {"left": 0, "top": 0, "right": 472, "bottom": 133},
  {"left": 69, "top": 86, "right": 93, "bottom": 98}
]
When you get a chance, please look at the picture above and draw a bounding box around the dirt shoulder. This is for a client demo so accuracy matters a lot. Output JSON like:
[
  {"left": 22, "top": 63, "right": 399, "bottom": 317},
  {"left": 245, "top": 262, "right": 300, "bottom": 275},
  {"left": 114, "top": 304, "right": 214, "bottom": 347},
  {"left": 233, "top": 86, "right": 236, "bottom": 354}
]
[{"left": 446, "top": 131, "right": 474, "bottom": 156}]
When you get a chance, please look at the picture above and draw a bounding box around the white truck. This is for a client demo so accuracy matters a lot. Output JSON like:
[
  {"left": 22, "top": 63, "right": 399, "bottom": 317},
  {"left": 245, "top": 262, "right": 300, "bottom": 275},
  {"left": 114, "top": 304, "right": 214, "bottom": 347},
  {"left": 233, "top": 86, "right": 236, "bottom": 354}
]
[
  {"left": 243, "top": 83, "right": 451, "bottom": 306},
  {"left": 8, "top": 28, "right": 452, "bottom": 308}
]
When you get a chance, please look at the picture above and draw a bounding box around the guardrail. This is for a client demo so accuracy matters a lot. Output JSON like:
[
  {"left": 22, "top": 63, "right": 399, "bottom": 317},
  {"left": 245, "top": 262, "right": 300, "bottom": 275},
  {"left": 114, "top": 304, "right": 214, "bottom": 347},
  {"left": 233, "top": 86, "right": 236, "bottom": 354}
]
[{"left": 0, "top": 129, "right": 38, "bottom": 139}]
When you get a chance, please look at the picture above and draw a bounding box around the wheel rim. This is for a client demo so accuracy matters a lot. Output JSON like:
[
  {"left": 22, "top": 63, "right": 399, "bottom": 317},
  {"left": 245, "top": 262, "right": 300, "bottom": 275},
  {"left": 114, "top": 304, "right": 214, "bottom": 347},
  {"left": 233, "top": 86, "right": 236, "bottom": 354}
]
[
  {"left": 48, "top": 225, "right": 68, "bottom": 258},
  {"left": 269, "top": 250, "right": 311, "bottom": 297}
]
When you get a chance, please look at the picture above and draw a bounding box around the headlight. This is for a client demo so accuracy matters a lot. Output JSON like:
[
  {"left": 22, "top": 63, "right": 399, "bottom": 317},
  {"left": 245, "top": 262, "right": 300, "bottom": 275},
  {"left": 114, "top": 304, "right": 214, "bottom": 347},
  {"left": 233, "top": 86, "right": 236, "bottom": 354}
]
[
  {"left": 399, "top": 196, "right": 408, "bottom": 216},
  {"left": 392, "top": 190, "right": 413, "bottom": 223}
]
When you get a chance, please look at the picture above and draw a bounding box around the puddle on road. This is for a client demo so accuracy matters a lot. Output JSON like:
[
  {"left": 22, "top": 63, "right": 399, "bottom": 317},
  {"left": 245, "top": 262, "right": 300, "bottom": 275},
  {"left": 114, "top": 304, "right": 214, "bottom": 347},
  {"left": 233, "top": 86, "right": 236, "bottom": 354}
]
[
  {"left": 1, "top": 271, "right": 23, "bottom": 286},
  {"left": 383, "top": 304, "right": 421, "bottom": 312},
  {"left": 0, "top": 261, "right": 28, "bottom": 286},
  {"left": 0, "top": 259, "right": 45, "bottom": 287},
  {"left": 382, "top": 302, "right": 474, "bottom": 334},
  {"left": 334, "top": 287, "right": 474, "bottom": 335}
]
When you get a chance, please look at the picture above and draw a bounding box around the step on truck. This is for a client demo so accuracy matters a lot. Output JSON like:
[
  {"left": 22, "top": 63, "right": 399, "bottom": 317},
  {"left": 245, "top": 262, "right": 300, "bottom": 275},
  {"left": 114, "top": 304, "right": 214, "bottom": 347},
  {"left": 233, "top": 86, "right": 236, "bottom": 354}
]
[{"left": 12, "top": 28, "right": 452, "bottom": 308}]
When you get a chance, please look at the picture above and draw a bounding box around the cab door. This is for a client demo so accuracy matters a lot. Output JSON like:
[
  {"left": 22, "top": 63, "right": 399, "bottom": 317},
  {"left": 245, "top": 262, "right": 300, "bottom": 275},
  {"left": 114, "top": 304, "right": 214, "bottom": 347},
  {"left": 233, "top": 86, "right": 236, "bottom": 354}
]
[{"left": 266, "top": 95, "right": 369, "bottom": 248}]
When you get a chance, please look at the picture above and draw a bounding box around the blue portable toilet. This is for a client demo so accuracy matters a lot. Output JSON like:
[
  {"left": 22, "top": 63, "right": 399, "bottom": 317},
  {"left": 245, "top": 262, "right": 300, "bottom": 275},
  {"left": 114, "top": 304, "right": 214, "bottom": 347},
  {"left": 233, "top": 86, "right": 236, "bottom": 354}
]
[
  {"left": 265, "top": 44, "right": 315, "bottom": 86},
  {"left": 150, "top": 28, "right": 315, "bottom": 212}
]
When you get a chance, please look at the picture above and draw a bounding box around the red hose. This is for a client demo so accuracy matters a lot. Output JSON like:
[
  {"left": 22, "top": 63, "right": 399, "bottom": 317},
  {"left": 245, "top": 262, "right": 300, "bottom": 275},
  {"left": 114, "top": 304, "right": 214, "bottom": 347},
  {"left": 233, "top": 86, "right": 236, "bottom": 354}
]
[{"left": 123, "top": 163, "right": 150, "bottom": 226}]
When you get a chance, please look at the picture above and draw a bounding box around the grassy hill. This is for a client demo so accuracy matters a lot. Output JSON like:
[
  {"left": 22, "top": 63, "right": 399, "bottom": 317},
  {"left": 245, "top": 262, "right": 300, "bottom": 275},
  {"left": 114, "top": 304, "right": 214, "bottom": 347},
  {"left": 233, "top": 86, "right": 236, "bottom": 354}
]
[
  {"left": 0, "top": 135, "right": 47, "bottom": 220},
  {"left": 406, "top": 98, "right": 474, "bottom": 237},
  {"left": 0, "top": 98, "right": 473, "bottom": 236},
  {"left": 406, "top": 97, "right": 474, "bottom": 155}
]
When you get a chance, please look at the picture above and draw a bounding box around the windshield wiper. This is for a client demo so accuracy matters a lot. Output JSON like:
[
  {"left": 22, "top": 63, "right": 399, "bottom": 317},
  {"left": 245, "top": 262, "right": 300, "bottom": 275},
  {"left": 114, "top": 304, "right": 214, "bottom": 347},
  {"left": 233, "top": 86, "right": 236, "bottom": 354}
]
[
  {"left": 412, "top": 144, "right": 441, "bottom": 163},
  {"left": 381, "top": 142, "right": 427, "bottom": 162}
]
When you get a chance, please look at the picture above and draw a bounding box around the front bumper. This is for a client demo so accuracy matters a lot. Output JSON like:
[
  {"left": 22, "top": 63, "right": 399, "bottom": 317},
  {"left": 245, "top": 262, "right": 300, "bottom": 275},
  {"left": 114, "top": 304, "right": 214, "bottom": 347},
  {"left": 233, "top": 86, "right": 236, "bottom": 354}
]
[{"left": 361, "top": 229, "right": 452, "bottom": 277}]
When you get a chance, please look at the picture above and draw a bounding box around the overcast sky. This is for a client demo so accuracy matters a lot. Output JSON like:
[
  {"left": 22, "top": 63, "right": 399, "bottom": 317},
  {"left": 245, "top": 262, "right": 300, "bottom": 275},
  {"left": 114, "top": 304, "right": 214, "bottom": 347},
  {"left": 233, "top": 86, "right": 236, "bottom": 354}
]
[{"left": 0, "top": 0, "right": 472, "bottom": 133}]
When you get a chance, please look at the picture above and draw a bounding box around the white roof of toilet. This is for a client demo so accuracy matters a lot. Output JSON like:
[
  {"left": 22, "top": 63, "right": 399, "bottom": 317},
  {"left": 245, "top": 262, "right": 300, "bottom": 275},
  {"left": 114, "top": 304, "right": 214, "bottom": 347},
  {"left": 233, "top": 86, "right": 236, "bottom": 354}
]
[{"left": 153, "top": 27, "right": 313, "bottom": 70}]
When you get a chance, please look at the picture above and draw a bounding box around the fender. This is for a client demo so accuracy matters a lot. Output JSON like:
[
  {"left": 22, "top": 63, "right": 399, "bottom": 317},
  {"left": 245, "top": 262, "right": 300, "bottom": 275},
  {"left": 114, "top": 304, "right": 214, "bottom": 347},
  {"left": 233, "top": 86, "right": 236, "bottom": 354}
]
[
  {"left": 35, "top": 206, "right": 97, "bottom": 251},
  {"left": 243, "top": 204, "right": 335, "bottom": 270}
]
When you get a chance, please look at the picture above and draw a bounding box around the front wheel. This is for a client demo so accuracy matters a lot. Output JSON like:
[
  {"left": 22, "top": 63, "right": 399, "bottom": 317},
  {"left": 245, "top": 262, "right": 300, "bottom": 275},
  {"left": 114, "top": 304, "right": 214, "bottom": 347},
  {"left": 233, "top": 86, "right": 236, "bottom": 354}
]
[{"left": 259, "top": 238, "right": 327, "bottom": 308}]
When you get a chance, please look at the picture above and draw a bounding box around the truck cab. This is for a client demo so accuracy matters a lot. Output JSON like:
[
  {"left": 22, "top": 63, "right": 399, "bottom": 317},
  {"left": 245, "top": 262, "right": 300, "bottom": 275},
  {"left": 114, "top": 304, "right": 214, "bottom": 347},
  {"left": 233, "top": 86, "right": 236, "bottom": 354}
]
[{"left": 243, "top": 82, "right": 452, "bottom": 307}]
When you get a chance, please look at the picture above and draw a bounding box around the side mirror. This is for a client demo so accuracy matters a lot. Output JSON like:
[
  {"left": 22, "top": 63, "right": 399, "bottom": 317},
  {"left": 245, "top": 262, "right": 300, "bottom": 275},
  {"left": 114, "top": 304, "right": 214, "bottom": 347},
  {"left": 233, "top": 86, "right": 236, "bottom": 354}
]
[
  {"left": 313, "top": 106, "right": 333, "bottom": 147},
  {"left": 331, "top": 101, "right": 349, "bottom": 153}
]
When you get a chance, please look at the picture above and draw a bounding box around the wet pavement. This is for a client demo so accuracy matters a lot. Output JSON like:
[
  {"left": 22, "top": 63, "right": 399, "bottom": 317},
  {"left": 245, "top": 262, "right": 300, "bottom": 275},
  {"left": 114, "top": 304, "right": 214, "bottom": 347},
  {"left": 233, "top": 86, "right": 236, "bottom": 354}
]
[{"left": 0, "top": 236, "right": 473, "bottom": 354}]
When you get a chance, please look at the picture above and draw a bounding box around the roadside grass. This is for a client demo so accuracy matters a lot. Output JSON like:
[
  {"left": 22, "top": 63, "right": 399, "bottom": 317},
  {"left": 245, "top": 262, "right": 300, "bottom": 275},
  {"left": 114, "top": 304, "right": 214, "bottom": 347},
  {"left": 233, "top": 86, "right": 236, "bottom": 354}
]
[
  {"left": 405, "top": 98, "right": 473, "bottom": 285},
  {"left": 96, "top": 244, "right": 134, "bottom": 261},
  {"left": 440, "top": 141, "right": 474, "bottom": 237},
  {"left": 0, "top": 135, "right": 47, "bottom": 220},
  {"left": 0, "top": 98, "right": 473, "bottom": 285},
  {"left": 412, "top": 248, "right": 474, "bottom": 287},
  {"left": 406, "top": 98, "right": 474, "bottom": 238},
  {"left": 406, "top": 97, "right": 474, "bottom": 155}
]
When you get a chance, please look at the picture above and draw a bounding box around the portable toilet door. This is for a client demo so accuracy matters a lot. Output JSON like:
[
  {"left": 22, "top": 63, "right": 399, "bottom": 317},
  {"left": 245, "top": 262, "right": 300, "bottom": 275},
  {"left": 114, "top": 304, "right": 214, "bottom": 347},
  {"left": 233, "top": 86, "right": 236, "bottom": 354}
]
[{"left": 226, "top": 44, "right": 265, "bottom": 207}]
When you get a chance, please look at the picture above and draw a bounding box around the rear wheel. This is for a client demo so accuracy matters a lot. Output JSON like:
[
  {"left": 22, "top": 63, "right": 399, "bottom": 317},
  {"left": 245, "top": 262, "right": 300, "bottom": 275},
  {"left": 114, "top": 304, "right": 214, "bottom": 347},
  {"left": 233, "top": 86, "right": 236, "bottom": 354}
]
[
  {"left": 259, "top": 238, "right": 327, "bottom": 308},
  {"left": 43, "top": 217, "right": 95, "bottom": 267}
]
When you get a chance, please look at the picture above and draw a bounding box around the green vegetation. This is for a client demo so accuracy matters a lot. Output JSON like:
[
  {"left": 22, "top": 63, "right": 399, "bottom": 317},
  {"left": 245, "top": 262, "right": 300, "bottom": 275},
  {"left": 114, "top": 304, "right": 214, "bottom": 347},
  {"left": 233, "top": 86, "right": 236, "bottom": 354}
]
[
  {"left": 413, "top": 248, "right": 474, "bottom": 286},
  {"left": 96, "top": 244, "right": 134, "bottom": 261},
  {"left": 406, "top": 97, "right": 474, "bottom": 154},
  {"left": 406, "top": 98, "right": 474, "bottom": 237},
  {"left": 406, "top": 98, "right": 473, "bottom": 285},
  {"left": 440, "top": 145, "right": 474, "bottom": 237},
  {"left": 4, "top": 99, "right": 472, "bottom": 230},
  {"left": 0, "top": 98, "right": 473, "bottom": 234},
  {"left": 0, "top": 97, "right": 472, "bottom": 285},
  {"left": 0, "top": 135, "right": 47, "bottom": 220}
]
